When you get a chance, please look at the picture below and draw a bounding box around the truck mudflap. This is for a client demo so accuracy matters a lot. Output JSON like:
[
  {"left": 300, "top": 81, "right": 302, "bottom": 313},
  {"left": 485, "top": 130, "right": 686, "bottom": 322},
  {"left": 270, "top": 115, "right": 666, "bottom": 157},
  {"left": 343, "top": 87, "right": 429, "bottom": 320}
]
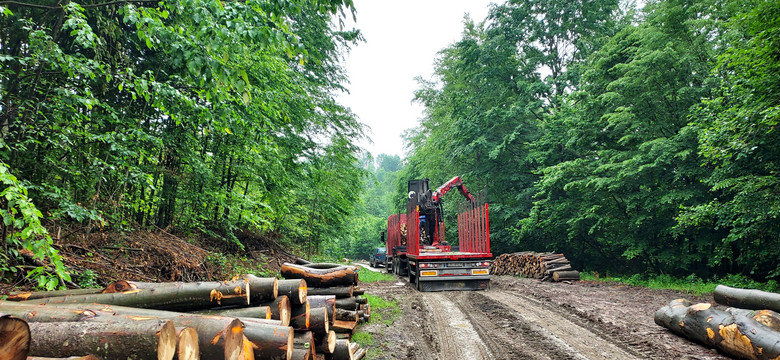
[{"left": 416, "top": 277, "right": 490, "bottom": 292}]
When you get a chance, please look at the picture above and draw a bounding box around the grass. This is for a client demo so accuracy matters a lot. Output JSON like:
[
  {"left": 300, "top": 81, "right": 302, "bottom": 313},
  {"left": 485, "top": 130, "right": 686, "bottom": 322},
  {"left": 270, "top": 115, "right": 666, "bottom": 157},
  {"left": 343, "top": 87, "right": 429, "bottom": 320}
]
[
  {"left": 357, "top": 268, "right": 396, "bottom": 283},
  {"left": 580, "top": 272, "right": 780, "bottom": 296},
  {"left": 351, "top": 293, "right": 402, "bottom": 359}
]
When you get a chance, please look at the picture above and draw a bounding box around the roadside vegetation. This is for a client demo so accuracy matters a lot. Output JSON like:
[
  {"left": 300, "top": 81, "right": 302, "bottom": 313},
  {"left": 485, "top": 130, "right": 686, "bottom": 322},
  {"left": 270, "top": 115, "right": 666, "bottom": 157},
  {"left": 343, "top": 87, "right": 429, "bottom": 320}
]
[{"left": 581, "top": 273, "right": 780, "bottom": 296}]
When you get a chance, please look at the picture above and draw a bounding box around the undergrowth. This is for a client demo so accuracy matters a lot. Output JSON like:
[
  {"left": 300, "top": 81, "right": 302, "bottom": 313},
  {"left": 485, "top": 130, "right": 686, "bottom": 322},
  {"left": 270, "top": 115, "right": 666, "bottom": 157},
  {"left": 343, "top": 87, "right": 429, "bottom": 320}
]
[
  {"left": 581, "top": 272, "right": 780, "bottom": 295},
  {"left": 357, "top": 269, "right": 395, "bottom": 283}
]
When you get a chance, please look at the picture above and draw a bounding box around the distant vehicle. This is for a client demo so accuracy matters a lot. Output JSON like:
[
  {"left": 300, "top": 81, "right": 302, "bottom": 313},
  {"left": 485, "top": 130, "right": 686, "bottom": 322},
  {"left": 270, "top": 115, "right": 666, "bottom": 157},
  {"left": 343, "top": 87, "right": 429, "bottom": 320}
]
[{"left": 369, "top": 247, "right": 387, "bottom": 268}]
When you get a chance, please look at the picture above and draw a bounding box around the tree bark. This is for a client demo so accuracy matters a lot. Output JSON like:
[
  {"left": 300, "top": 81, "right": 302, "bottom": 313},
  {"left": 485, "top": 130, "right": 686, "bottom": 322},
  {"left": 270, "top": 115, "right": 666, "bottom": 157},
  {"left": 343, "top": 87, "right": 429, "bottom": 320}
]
[
  {"left": 316, "top": 330, "right": 336, "bottom": 355},
  {"left": 7, "top": 302, "right": 287, "bottom": 360},
  {"left": 260, "top": 295, "right": 291, "bottom": 326},
  {"left": 28, "top": 319, "right": 177, "bottom": 360},
  {"left": 308, "top": 307, "right": 330, "bottom": 337},
  {"left": 291, "top": 348, "right": 310, "bottom": 360},
  {"left": 291, "top": 301, "right": 310, "bottom": 331},
  {"left": 307, "top": 296, "right": 336, "bottom": 325},
  {"left": 0, "top": 301, "right": 98, "bottom": 322},
  {"left": 714, "top": 285, "right": 780, "bottom": 313},
  {"left": 6, "top": 288, "right": 103, "bottom": 301},
  {"left": 281, "top": 263, "right": 357, "bottom": 287},
  {"left": 306, "top": 286, "right": 354, "bottom": 298},
  {"left": 19, "top": 276, "right": 277, "bottom": 311},
  {"left": 334, "top": 308, "right": 357, "bottom": 322},
  {"left": 552, "top": 270, "right": 580, "bottom": 282},
  {"left": 331, "top": 339, "right": 354, "bottom": 360},
  {"left": 334, "top": 297, "right": 358, "bottom": 310},
  {"left": 295, "top": 331, "right": 316, "bottom": 360},
  {"left": 726, "top": 308, "right": 780, "bottom": 332},
  {"left": 278, "top": 279, "right": 308, "bottom": 305},
  {"left": 0, "top": 314, "right": 30, "bottom": 360},
  {"left": 655, "top": 299, "right": 780, "bottom": 360},
  {"left": 194, "top": 305, "right": 272, "bottom": 320}
]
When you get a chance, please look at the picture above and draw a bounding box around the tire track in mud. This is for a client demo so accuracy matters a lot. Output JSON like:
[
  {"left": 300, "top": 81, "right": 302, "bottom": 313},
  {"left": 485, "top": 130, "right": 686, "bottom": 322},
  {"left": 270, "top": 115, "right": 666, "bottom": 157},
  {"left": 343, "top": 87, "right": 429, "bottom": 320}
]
[
  {"left": 481, "top": 290, "right": 642, "bottom": 360},
  {"left": 418, "top": 292, "right": 493, "bottom": 359}
]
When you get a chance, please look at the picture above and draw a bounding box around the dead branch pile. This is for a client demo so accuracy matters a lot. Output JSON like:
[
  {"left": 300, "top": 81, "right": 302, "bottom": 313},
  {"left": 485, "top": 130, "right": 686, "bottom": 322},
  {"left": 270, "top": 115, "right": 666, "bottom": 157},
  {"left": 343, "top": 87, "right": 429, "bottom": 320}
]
[
  {"left": 655, "top": 286, "right": 780, "bottom": 360},
  {"left": 0, "top": 259, "right": 372, "bottom": 360},
  {"left": 490, "top": 252, "right": 579, "bottom": 282}
]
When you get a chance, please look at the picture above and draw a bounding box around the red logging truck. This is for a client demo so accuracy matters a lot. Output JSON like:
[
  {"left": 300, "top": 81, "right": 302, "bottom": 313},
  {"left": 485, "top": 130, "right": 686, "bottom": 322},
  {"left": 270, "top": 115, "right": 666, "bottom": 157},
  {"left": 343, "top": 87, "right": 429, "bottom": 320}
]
[{"left": 385, "top": 176, "right": 492, "bottom": 291}]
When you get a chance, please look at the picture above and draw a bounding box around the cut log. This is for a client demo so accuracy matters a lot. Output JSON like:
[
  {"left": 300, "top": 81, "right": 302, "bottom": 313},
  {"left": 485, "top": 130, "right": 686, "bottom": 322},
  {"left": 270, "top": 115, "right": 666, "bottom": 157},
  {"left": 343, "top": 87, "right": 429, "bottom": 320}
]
[
  {"left": 714, "top": 285, "right": 780, "bottom": 313},
  {"left": 334, "top": 308, "right": 357, "bottom": 322},
  {"left": 655, "top": 299, "right": 780, "bottom": 360},
  {"left": 307, "top": 296, "right": 336, "bottom": 325},
  {"left": 725, "top": 307, "right": 780, "bottom": 332},
  {"left": 6, "top": 288, "right": 103, "bottom": 301},
  {"left": 352, "top": 348, "right": 366, "bottom": 360},
  {"left": 194, "top": 305, "right": 272, "bottom": 320},
  {"left": 0, "top": 314, "right": 30, "bottom": 360},
  {"left": 291, "top": 348, "right": 310, "bottom": 360},
  {"left": 307, "top": 286, "right": 354, "bottom": 298},
  {"left": 331, "top": 319, "right": 357, "bottom": 334},
  {"left": 0, "top": 301, "right": 98, "bottom": 322},
  {"left": 308, "top": 307, "right": 330, "bottom": 337},
  {"left": 28, "top": 318, "right": 177, "bottom": 360},
  {"left": 6, "top": 302, "right": 289, "bottom": 360},
  {"left": 19, "top": 276, "right": 278, "bottom": 311},
  {"left": 331, "top": 339, "right": 354, "bottom": 360},
  {"left": 260, "top": 295, "right": 291, "bottom": 326},
  {"left": 278, "top": 279, "right": 308, "bottom": 305},
  {"left": 352, "top": 288, "right": 365, "bottom": 296},
  {"left": 315, "top": 330, "right": 336, "bottom": 355},
  {"left": 552, "top": 270, "right": 580, "bottom": 282},
  {"left": 334, "top": 297, "right": 358, "bottom": 311},
  {"left": 281, "top": 263, "right": 357, "bottom": 287},
  {"left": 291, "top": 301, "right": 311, "bottom": 331},
  {"left": 176, "top": 327, "right": 199, "bottom": 360},
  {"left": 295, "top": 258, "right": 313, "bottom": 265},
  {"left": 294, "top": 331, "right": 316, "bottom": 360}
]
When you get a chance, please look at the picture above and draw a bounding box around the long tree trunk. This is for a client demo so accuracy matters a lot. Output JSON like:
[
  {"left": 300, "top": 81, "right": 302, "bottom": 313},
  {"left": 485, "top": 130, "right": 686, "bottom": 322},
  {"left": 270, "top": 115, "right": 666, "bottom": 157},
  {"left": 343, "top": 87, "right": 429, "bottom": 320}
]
[
  {"left": 0, "top": 314, "right": 30, "bottom": 360},
  {"left": 6, "top": 288, "right": 104, "bottom": 301},
  {"left": 725, "top": 307, "right": 780, "bottom": 332},
  {"left": 655, "top": 299, "right": 780, "bottom": 360},
  {"left": 20, "top": 276, "right": 277, "bottom": 311},
  {"left": 306, "top": 286, "right": 354, "bottom": 298},
  {"left": 194, "top": 305, "right": 272, "bottom": 320},
  {"left": 28, "top": 319, "right": 177, "bottom": 360},
  {"left": 281, "top": 263, "right": 357, "bottom": 287},
  {"left": 714, "top": 285, "right": 780, "bottom": 313}
]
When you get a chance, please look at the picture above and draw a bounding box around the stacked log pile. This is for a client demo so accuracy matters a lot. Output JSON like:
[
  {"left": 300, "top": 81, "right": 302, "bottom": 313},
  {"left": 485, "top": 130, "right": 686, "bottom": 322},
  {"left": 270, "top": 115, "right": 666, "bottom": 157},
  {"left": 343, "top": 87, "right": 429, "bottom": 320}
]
[
  {"left": 655, "top": 285, "right": 780, "bottom": 360},
  {"left": 490, "top": 252, "right": 579, "bottom": 282},
  {"left": 0, "top": 261, "right": 372, "bottom": 360},
  {"left": 281, "top": 261, "right": 370, "bottom": 360}
]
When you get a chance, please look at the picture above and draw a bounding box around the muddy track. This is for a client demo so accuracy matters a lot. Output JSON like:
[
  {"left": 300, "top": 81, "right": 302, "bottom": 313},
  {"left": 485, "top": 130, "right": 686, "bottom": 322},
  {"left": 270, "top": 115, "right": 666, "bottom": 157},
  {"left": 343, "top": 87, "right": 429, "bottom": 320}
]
[
  {"left": 409, "top": 290, "right": 641, "bottom": 360},
  {"left": 359, "top": 270, "right": 730, "bottom": 360}
]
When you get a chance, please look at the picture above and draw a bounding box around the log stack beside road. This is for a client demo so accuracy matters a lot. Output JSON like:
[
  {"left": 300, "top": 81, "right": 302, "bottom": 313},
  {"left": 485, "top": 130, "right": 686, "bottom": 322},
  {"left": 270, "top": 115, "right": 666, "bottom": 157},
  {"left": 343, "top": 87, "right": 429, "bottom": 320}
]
[
  {"left": 0, "top": 259, "right": 371, "bottom": 360},
  {"left": 490, "top": 252, "right": 579, "bottom": 282}
]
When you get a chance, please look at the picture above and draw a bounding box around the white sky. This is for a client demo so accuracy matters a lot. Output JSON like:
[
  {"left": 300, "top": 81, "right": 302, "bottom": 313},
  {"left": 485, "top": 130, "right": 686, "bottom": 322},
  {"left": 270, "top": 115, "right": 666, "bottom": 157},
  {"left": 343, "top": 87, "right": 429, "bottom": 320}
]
[{"left": 337, "top": 1, "right": 495, "bottom": 159}]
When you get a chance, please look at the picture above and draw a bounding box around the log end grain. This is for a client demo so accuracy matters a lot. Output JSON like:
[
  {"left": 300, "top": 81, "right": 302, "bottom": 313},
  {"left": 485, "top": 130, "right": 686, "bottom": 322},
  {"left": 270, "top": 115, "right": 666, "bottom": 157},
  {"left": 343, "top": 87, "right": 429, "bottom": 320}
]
[
  {"left": 177, "top": 327, "right": 200, "bottom": 360},
  {"left": 0, "top": 314, "right": 30, "bottom": 360},
  {"left": 224, "top": 318, "right": 246, "bottom": 360},
  {"left": 157, "top": 320, "right": 177, "bottom": 360}
]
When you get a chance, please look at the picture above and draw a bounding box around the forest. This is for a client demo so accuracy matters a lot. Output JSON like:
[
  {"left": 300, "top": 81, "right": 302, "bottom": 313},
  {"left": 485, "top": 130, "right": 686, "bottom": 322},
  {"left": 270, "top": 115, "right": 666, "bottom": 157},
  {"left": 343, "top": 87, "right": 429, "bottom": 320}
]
[{"left": 0, "top": 0, "right": 778, "bottom": 290}]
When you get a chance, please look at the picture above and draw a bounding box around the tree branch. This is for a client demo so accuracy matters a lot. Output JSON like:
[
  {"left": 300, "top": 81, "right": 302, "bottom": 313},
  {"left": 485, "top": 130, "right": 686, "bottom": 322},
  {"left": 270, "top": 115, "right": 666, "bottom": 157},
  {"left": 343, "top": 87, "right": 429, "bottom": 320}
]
[{"left": 0, "top": 0, "right": 157, "bottom": 9}]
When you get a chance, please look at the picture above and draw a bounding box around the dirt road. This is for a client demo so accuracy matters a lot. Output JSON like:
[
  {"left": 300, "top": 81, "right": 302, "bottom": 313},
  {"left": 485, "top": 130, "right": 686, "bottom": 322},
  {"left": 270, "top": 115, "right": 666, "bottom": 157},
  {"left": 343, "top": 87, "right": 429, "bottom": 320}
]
[{"left": 359, "top": 269, "right": 730, "bottom": 360}]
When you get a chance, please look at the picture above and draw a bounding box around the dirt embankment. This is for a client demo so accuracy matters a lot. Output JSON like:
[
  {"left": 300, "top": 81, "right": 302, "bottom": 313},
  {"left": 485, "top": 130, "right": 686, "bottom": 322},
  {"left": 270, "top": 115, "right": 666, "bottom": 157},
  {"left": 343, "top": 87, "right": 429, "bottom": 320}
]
[{"left": 360, "top": 273, "right": 730, "bottom": 360}]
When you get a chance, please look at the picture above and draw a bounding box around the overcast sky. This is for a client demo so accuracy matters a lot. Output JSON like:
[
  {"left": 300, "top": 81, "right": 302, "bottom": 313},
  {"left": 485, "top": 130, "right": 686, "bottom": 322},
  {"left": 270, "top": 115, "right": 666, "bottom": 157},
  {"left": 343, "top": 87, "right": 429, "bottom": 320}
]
[{"left": 336, "top": 0, "right": 495, "bottom": 159}]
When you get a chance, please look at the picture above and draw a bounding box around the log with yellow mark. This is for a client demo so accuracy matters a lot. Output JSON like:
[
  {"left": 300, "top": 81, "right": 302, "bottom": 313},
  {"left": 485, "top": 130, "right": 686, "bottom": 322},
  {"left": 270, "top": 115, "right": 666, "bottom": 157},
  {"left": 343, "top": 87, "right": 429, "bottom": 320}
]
[{"left": 655, "top": 299, "right": 780, "bottom": 360}]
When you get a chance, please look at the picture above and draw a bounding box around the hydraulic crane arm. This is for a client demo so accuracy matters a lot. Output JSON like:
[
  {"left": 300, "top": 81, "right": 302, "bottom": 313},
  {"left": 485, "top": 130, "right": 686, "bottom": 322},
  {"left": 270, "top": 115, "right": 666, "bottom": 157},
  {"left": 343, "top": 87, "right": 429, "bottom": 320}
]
[{"left": 431, "top": 176, "right": 475, "bottom": 204}]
